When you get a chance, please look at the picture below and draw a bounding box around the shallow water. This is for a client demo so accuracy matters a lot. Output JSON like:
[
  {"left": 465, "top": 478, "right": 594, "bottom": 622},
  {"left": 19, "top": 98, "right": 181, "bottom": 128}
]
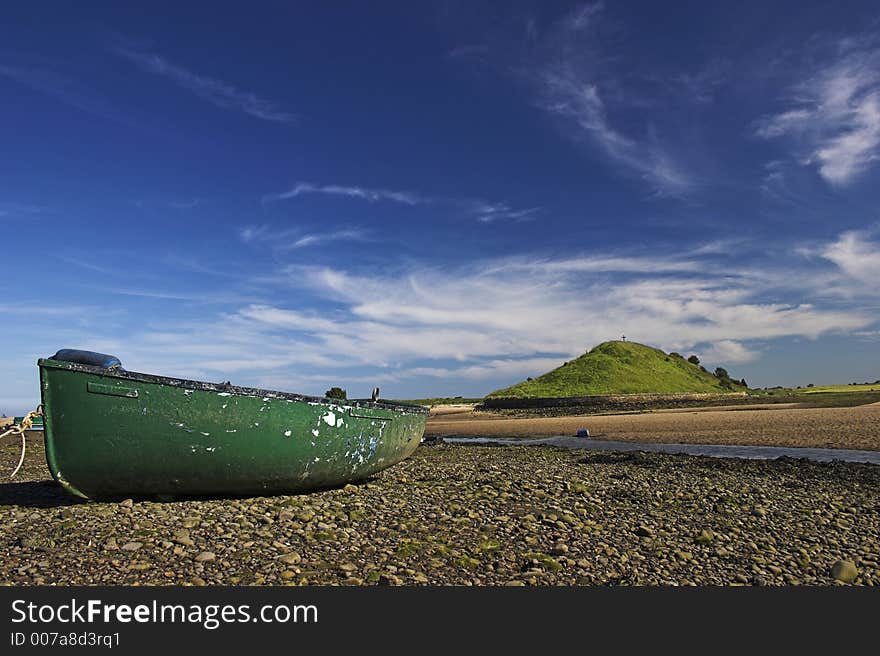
[{"left": 441, "top": 436, "right": 880, "bottom": 465}]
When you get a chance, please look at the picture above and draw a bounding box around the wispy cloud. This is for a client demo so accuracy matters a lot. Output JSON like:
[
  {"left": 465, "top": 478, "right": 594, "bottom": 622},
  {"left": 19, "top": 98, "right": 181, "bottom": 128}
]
[
  {"left": 243, "top": 232, "right": 870, "bottom": 378},
  {"left": 5, "top": 230, "right": 876, "bottom": 409},
  {"left": 237, "top": 223, "right": 370, "bottom": 250},
  {"left": 0, "top": 202, "right": 47, "bottom": 219},
  {"left": 526, "top": 4, "right": 693, "bottom": 197},
  {"left": 820, "top": 228, "right": 880, "bottom": 285},
  {"left": 290, "top": 229, "right": 369, "bottom": 249},
  {"left": 262, "top": 181, "right": 540, "bottom": 223},
  {"left": 406, "top": 357, "right": 568, "bottom": 381},
  {"left": 759, "top": 160, "right": 796, "bottom": 203},
  {"left": 671, "top": 59, "right": 730, "bottom": 105},
  {"left": 536, "top": 68, "right": 692, "bottom": 196},
  {"left": 470, "top": 202, "right": 541, "bottom": 223},
  {"left": 0, "top": 62, "right": 138, "bottom": 127},
  {"left": 163, "top": 254, "right": 245, "bottom": 280},
  {"left": 96, "top": 288, "right": 221, "bottom": 301},
  {"left": 698, "top": 340, "right": 759, "bottom": 365},
  {"left": 285, "top": 264, "right": 868, "bottom": 362},
  {"left": 0, "top": 303, "right": 99, "bottom": 318},
  {"left": 482, "top": 253, "right": 703, "bottom": 275},
  {"left": 566, "top": 2, "right": 603, "bottom": 31},
  {"left": 115, "top": 47, "right": 295, "bottom": 123},
  {"left": 239, "top": 225, "right": 275, "bottom": 243},
  {"left": 262, "top": 182, "right": 426, "bottom": 205},
  {"left": 755, "top": 39, "right": 880, "bottom": 186}
]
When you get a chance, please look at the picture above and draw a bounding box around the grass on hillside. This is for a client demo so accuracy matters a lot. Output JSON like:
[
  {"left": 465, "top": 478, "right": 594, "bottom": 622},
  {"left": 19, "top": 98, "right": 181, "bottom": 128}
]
[
  {"left": 794, "top": 383, "right": 880, "bottom": 394},
  {"left": 749, "top": 388, "right": 880, "bottom": 408},
  {"left": 488, "top": 341, "right": 746, "bottom": 398},
  {"left": 393, "top": 397, "right": 484, "bottom": 407}
]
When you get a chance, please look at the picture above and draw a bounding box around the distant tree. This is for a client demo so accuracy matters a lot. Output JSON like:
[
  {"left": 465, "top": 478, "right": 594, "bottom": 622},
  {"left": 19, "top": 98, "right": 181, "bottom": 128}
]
[
  {"left": 669, "top": 352, "right": 682, "bottom": 359},
  {"left": 740, "top": 378, "right": 748, "bottom": 387},
  {"left": 687, "top": 355, "right": 700, "bottom": 365},
  {"left": 807, "top": 383, "right": 814, "bottom": 388},
  {"left": 325, "top": 387, "right": 347, "bottom": 400},
  {"left": 526, "top": 377, "right": 533, "bottom": 381},
  {"left": 714, "top": 367, "right": 729, "bottom": 380}
]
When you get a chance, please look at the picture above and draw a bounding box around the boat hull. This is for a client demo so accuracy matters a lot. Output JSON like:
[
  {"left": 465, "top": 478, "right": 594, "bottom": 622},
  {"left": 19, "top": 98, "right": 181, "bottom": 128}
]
[{"left": 38, "top": 358, "right": 427, "bottom": 499}]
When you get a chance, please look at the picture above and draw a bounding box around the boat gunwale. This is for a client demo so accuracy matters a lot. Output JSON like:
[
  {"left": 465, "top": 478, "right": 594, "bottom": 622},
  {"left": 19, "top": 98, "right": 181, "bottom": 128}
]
[{"left": 37, "top": 358, "right": 428, "bottom": 414}]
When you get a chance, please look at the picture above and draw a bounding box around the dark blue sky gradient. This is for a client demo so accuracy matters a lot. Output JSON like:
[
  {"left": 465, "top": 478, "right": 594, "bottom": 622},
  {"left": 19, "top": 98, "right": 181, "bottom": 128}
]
[{"left": 2, "top": 1, "right": 879, "bottom": 412}]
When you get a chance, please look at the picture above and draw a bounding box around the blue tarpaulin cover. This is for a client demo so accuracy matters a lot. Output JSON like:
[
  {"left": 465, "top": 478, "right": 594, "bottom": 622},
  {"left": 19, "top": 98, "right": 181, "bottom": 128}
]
[{"left": 51, "top": 349, "right": 122, "bottom": 370}]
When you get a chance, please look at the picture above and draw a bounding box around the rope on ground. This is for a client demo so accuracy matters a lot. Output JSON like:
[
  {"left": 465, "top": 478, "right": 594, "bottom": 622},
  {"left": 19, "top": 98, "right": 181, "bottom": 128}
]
[{"left": 0, "top": 405, "right": 42, "bottom": 479}]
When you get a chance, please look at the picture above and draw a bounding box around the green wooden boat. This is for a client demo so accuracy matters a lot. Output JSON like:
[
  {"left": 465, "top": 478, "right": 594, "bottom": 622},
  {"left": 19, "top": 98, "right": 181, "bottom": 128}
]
[{"left": 38, "top": 350, "right": 428, "bottom": 500}]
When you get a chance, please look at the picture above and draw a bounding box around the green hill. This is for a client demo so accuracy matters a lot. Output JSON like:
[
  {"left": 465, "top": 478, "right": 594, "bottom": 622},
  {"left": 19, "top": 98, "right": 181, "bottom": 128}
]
[{"left": 488, "top": 341, "right": 747, "bottom": 398}]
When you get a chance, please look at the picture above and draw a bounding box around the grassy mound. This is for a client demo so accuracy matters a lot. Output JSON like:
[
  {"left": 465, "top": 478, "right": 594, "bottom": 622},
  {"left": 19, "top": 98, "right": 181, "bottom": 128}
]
[{"left": 488, "top": 341, "right": 746, "bottom": 398}]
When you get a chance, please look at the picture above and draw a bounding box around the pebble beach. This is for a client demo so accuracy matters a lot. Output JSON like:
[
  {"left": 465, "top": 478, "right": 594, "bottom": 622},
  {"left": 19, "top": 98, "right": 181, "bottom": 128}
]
[{"left": 2, "top": 438, "right": 878, "bottom": 586}]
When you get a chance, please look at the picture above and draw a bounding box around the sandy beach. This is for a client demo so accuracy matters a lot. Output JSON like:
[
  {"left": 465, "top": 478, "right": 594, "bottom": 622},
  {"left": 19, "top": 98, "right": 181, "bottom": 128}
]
[{"left": 425, "top": 402, "right": 880, "bottom": 451}]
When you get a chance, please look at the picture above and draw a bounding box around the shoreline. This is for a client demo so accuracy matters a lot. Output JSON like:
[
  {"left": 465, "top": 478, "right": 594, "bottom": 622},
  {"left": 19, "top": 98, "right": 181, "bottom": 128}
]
[
  {"left": 439, "top": 436, "right": 880, "bottom": 465},
  {"left": 425, "top": 402, "right": 880, "bottom": 451}
]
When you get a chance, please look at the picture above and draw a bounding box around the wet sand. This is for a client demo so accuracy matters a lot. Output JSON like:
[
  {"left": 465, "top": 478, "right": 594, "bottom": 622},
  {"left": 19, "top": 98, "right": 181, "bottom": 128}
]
[{"left": 425, "top": 402, "right": 880, "bottom": 451}]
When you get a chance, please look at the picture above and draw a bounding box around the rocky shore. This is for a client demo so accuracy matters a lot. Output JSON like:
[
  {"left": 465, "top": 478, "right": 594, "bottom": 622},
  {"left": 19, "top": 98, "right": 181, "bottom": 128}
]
[{"left": 1, "top": 439, "right": 878, "bottom": 586}]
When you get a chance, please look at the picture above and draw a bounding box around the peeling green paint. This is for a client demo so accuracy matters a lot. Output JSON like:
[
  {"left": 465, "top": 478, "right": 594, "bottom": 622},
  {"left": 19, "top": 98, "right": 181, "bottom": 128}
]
[{"left": 38, "top": 358, "right": 427, "bottom": 499}]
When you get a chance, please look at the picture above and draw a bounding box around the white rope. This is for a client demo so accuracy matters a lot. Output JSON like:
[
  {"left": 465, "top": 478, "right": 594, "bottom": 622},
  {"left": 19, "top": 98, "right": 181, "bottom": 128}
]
[{"left": 1, "top": 406, "right": 41, "bottom": 479}]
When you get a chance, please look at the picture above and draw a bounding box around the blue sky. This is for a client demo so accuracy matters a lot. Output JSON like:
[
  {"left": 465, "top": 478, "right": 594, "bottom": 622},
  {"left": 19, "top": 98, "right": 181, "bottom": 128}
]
[{"left": 2, "top": 1, "right": 880, "bottom": 414}]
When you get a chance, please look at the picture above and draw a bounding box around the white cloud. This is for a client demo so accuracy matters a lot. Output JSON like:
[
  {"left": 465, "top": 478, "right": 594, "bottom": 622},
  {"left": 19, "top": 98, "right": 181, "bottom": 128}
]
[
  {"left": 238, "top": 304, "right": 341, "bottom": 333},
  {"left": 116, "top": 48, "right": 294, "bottom": 123},
  {"left": 755, "top": 42, "right": 880, "bottom": 186},
  {"left": 566, "top": 2, "right": 603, "bottom": 31},
  {"left": 4, "top": 230, "right": 876, "bottom": 409},
  {"left": 261, "top": 181, "right": 538, "bottom": 223},
  {"left": 0, "top": 202, "right": 48, "bottom": 220},
  {"left": 262, "top": 182, "right": 425, "bottom": 205},
  {"left": 530, "top": 8, "right": 693, "bottom": 197},
  {"left": 0, "top": 303, "right": 97, "bottom": 318},
  {"left": 483, "top": 254, "right": 702, "bottom": 275},
  {"left": 755, "top": 110, "right": 813, "bottom": 139},
  {"left": 471, "top": 203, "right": 541, "bottom": 223},
  {"left": 407, "top": 358, "right": 567, "bottom": 381},
  {"left": 239, "top": 225, "right": 272, "bottom": 243},
  {"left": 697, "top": 340, "right": 759, "bottom": 365},
  {"left": 238, "top": 224, "right": 369, "bottom": 251},
  {"left": 821, "top": 229, "right": 880, "bottom": 284},
  {"left": 264, "top": 240, "right": 871, "bottom": 371},
  {"left": 290, "top": 229, "right": 369, "bottom": 249}
]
